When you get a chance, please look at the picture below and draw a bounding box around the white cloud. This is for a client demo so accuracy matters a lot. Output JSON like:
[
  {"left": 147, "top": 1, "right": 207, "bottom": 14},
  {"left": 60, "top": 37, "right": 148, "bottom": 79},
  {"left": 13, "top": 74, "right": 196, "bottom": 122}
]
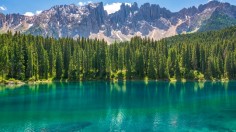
[
  {"left": 0, "top": 6, "right": 7, "bottom": 11},
  {"left": 23, "top": 10, "right": 42, "bottom": 16},
  {"left": 104, "top": 3, "right": 121, "bottom": 14},
  {"left": 36, "top": 10, "right": 42, "bottom": 15},
  {"left": 125, "top": 3, "right": 132, "bottom": 7},
  {"left": 104, "top": 3, "right": 131, "bottom": 15},
  {"left": 78, "top": 2, "right": 86, "bottom": 6},
  {"left": 78, "top": 1, "right": 93, "bottom": 6},
  {"left": 24, "top": 12, "right": 34, "bottom": 17}
]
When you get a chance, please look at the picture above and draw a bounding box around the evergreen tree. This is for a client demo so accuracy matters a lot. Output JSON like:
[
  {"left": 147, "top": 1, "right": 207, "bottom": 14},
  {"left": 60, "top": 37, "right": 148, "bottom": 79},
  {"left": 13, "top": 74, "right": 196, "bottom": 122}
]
[{"left": 56, "top": 51, "right": 63, "bottom": 79}]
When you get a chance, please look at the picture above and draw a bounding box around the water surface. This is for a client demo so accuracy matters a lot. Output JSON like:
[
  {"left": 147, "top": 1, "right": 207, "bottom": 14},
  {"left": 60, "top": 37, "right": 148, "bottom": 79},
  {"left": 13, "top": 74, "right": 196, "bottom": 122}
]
[{"left": 0, "top": 81, "right": 236, "bottom": 131}]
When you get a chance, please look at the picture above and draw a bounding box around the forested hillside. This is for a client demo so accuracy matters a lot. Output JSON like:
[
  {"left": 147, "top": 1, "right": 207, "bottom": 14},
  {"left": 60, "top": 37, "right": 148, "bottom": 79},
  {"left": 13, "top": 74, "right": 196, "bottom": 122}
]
[
  {"left": 198, "top": 11, "right": 236, "bottom": 32},
  {"left": 0, "top": 26, "right": 236, "bottom": 82}
]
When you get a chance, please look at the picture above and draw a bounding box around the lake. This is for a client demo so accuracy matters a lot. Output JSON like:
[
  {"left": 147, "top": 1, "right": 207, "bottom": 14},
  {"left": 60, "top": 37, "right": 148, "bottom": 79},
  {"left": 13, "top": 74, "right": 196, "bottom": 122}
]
[{"left": 0, "top": 81, "right": 236, "bottom": 131}]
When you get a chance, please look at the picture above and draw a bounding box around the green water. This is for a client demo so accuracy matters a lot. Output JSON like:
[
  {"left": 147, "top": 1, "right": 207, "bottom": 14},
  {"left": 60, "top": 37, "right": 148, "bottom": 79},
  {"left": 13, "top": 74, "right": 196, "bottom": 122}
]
[{"left": 0, "top": 81, "right": 236, "bottom": 131}]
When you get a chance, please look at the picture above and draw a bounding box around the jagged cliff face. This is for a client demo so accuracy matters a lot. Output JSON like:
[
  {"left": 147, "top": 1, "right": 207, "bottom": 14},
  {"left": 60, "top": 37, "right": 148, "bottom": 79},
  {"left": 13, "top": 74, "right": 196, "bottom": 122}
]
[
  {"left": 1, "top": 1, "right": 236, "bottom": 43},
  {"left": 0, "top": 13, "right": 34, "bottom": 33},
  {"left": 26, "top": 3, "right": 107, "bottom": 38}
]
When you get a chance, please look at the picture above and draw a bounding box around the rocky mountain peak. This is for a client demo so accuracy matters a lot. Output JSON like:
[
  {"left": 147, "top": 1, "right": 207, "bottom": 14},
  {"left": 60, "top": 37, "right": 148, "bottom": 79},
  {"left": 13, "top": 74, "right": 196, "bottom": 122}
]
[
  {"left": 178, "top": 6, "right": 198, "bottom": 16},
  {"left": 131, "top": 2, "right": 139, "bottom": 11},
  {"left": 27, "top": 2, "right": 107, "bottom": 38},
  {"left": 198, "top": 1, "right": 221, "bottom": 12},
  {"left": 88, "top": 2, "right": 104, "bottom": 8}
]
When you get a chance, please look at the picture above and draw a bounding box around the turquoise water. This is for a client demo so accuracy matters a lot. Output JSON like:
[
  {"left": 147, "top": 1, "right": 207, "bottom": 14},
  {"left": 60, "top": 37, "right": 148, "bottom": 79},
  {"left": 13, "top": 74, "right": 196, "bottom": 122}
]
[{"left": 0, "top": 81, "right": 236, "bottom": 131}]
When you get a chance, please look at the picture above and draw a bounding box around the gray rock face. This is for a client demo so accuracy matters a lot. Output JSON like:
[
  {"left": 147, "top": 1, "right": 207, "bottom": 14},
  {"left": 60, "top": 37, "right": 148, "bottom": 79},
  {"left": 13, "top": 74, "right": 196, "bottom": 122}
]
[
  {"left": 0, "top": 13, "right": 5, "bottom": 28},
  {"left": 27, "top": 2, "right": 107, "bottom": 38},
  {"left": 0, "top": 13, "right": 33, "bottom": 32},
  {"left": 1, "top": 1, "right": 236, "bottom": 43}
]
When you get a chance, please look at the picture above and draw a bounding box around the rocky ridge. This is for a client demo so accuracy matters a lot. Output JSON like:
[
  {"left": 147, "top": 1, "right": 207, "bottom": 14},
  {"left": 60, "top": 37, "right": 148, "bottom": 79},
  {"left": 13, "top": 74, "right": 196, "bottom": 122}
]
[{"left": 1, "top": 1, "right": 236, "bottom": 43}]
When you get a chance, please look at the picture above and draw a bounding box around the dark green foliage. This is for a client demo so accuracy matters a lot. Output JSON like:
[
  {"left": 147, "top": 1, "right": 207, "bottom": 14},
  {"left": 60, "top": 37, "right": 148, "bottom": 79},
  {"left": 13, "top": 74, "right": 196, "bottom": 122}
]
[
  {"left": 0, "top": 26, "right": 236, "bottom": 81},
  {"left": 56, "top": 51, "right": 63, "bottom": 79}
]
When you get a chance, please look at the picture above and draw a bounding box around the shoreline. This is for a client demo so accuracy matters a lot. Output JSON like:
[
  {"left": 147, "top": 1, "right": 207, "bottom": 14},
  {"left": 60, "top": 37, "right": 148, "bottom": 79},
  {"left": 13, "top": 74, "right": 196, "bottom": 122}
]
[{"left": 0, "top": 78, "right": 234, "bottom": 86}]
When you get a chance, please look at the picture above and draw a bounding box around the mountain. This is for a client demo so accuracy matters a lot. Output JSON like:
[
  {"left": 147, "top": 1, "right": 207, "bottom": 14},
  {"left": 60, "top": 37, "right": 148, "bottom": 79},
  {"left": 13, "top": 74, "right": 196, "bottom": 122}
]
[{"left": 1, "top": 1, "right": 236, "bottom": 43}]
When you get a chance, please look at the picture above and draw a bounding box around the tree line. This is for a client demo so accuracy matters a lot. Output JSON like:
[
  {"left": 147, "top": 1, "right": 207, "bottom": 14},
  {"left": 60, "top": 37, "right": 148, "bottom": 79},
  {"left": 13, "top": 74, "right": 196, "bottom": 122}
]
[{"left": 0, "top": 26, "right": 236, "bottom": 81}]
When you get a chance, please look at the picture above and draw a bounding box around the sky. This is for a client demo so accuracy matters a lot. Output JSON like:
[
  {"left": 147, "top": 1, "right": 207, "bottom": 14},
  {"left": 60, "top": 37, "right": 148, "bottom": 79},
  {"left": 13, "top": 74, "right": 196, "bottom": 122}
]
[{"left": 1, "top": 0, "right": 236, "bottom": 15}]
